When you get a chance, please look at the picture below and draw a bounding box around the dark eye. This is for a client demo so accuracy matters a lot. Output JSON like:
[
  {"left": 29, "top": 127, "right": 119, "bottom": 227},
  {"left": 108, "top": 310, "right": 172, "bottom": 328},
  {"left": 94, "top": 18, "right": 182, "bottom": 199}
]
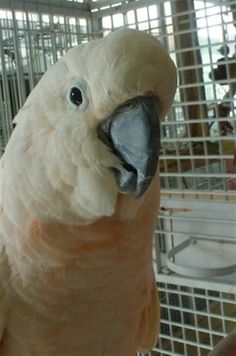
[{"left": 70, "top": 87, "right": 83, "bottom": 106}]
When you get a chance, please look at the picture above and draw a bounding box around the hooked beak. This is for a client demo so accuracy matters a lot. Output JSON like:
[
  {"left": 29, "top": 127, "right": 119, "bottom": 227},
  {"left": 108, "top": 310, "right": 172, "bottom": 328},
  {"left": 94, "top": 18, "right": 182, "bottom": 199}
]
[{"left": 98, "top": 96, "right": 160, "bottom": 198}]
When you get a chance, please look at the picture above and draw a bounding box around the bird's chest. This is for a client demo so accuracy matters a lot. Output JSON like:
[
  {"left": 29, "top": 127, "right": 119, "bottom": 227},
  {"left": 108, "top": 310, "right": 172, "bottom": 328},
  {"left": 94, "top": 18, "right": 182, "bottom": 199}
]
[
  {"left": 1, "top": 215, "right": 153, "bottom": 355},
  {"left": 3, "top": 241, "right": 151, "bottom": 356}
]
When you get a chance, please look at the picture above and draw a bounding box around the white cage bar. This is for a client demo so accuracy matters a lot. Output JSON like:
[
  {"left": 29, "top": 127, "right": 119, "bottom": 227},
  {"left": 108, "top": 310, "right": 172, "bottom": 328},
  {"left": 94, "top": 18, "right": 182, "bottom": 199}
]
[{"left": 0, "top": 0, "right": 236, "bottom": 355}]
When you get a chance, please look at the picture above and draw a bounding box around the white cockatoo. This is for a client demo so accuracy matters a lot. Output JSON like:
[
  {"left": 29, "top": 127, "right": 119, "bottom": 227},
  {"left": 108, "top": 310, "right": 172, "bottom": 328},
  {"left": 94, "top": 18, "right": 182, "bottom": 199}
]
[{"left": 0, "top": 29, "right": 176, "bottom": 355}]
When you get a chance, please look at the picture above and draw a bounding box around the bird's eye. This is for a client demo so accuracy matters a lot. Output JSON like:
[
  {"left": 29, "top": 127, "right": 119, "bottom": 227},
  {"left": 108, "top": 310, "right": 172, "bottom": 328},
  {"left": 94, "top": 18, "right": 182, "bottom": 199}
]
[{"left": 70, "top": 87, "right": 83, "bottom": 106}]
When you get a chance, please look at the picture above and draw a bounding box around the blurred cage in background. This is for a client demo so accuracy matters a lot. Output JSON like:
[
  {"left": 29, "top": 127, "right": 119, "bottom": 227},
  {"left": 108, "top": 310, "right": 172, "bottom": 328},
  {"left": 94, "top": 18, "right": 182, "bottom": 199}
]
[
  {"left": 0, "top": 0, "right": 236, "bottom": 355},
  {"left": 0, "top": 0, "right": 91, "bottom": 149}
]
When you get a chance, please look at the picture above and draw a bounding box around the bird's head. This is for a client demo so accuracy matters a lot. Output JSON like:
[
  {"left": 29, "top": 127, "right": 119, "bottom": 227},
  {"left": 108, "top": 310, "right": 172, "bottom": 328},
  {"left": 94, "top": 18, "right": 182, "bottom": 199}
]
[{"left": 5, "top": 29, "right": 177, "bottom": 224}]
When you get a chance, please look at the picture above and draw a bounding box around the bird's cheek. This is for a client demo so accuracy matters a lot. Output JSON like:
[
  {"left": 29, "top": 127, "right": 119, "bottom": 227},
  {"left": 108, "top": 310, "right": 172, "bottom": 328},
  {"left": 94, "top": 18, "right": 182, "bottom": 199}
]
[{"left": 71, "top": 168, "right": 119, "bottom": 221}]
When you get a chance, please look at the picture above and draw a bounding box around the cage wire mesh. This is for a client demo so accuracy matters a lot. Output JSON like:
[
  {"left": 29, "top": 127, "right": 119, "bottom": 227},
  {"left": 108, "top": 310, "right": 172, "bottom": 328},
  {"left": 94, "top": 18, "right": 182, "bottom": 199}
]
[
  {"left": 0, "top": 0, "right": 236, "bottom": 355},
  {"left": 0, "top": 1, "right": 91, "bottom": 150},
  {"left": 138, "top": 282, "right": 236, "bottom": 356}
]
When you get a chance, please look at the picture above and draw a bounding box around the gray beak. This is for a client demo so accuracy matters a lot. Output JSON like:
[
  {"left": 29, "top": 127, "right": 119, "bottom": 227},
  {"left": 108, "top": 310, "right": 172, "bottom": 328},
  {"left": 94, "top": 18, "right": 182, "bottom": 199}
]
[{"left": 98, "top": 96, "right": 160, "bottom": 198}]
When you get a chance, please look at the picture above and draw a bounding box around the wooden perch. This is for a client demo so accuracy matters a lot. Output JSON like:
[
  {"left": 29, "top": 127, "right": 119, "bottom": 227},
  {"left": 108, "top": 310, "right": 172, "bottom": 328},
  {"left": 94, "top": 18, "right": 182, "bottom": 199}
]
[
  {"left": 171, "top": 0, "right": 208, "bottom": 138},
  {"left": 233, "top": 149, "right": 236, "bottom": 167},
  {"left": 230, "top": 2, "right": 236, "bottom": 28},
  {"left": 209, "top": 333, "right": 236, "bottom": 356}
]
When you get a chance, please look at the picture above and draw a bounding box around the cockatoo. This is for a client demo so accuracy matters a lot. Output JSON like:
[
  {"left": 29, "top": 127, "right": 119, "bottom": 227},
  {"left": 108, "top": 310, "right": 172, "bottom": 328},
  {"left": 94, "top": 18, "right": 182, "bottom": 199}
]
[{"left": 0, "top": 29, "right": 176, "bottom": 355}]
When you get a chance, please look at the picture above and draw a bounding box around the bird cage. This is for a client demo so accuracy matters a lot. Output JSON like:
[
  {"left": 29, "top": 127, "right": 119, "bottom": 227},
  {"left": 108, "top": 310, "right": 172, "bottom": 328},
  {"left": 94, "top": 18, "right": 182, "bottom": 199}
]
[{"left": 0, "top": 0, "right": 236, "bottom": 355}]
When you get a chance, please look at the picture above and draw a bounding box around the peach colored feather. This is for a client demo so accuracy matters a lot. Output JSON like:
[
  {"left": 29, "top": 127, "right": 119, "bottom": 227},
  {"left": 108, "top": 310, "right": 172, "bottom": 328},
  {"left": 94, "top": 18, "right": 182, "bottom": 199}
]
[{"left": 0, "top": 179, "right": 160, "bottom": 355}]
